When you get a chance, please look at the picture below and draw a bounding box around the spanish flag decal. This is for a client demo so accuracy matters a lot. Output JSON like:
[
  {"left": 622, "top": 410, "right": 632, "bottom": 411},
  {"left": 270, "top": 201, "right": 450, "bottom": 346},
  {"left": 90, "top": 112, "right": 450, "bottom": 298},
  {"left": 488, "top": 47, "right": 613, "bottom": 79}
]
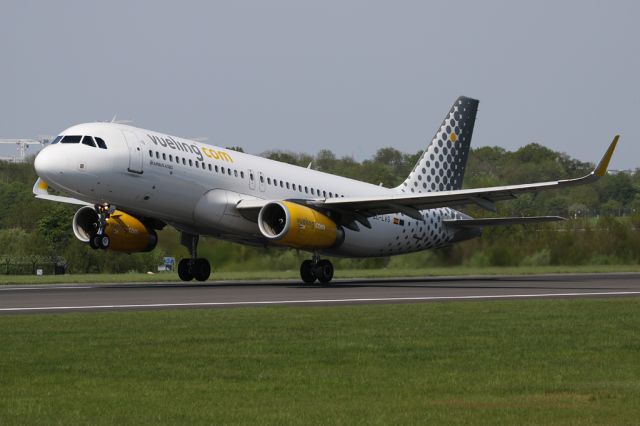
[{"left": 392, "top": 218, "right": 405, "bottom": 226}]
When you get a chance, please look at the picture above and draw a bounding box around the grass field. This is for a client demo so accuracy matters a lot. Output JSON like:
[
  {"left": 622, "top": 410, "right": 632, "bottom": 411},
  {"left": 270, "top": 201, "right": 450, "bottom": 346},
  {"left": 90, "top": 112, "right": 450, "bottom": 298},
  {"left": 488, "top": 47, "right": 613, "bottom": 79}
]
[
  {"left": 2, "top": 264, "right": 640, "bottom": 285},
  {"left": 1, "top": 298, "right": 640, "bottom": 424}
]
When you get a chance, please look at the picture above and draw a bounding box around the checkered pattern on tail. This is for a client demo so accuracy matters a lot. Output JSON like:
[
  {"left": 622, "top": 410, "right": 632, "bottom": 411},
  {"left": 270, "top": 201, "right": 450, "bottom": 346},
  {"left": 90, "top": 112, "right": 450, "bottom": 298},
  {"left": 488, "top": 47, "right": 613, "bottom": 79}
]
[{"left": 396, "top": 96, "right": 479, "bottom": 193}]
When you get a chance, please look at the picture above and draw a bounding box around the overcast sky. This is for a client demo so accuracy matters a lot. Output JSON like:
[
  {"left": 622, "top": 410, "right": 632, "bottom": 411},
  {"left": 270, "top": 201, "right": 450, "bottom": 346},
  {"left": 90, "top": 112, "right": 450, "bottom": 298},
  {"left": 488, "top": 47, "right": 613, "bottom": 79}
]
[{"left": 1, "top": 1, "right": 638, "bottom": 170}]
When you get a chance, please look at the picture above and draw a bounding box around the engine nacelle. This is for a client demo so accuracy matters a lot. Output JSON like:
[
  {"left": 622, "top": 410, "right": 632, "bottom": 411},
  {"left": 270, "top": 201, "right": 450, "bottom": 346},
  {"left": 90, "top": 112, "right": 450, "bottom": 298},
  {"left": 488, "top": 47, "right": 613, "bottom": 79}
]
[
  {"left": 258, "top": 201, "right": 343, "bottom": 249},
  {"left": 72, "top": 206, "right": 158, "bottom": 253}
]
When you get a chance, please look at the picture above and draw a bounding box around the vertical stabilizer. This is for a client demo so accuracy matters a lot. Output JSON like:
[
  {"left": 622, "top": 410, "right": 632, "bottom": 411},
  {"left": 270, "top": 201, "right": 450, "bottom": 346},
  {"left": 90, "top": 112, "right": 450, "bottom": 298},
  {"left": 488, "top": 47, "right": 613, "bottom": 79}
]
[{"left": 396, "top": 96, "right": 479, "bottom": 193}]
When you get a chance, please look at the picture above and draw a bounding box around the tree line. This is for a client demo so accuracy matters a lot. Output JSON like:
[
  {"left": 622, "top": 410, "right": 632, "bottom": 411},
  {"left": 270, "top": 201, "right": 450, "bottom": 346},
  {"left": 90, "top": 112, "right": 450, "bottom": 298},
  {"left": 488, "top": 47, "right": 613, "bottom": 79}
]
[{"left": 0, "top": 142, "right": 639, "bottom": 274}]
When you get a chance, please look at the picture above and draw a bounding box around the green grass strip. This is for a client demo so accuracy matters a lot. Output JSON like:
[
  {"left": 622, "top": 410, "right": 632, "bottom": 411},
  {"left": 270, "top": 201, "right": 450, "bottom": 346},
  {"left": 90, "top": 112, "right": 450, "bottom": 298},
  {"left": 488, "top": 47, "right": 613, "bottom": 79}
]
[{"left": 1, "top": 298, "right": 640, "bottom": 424}]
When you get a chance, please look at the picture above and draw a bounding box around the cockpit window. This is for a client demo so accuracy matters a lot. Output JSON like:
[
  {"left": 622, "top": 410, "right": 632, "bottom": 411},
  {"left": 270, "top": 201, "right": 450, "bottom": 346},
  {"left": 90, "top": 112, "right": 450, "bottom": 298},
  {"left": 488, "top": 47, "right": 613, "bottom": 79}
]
[
  {"left": 60, "top": 135, "right": 82, "bottom": 144},
  {"left": 95, "top": 137, "right": 107, "bottom": 149},
  {"left": 51, "top": 136, "right": 63, "bottom": 145},
  {"left": 81, "top": 136, "right": 96, "bottom": 147}
]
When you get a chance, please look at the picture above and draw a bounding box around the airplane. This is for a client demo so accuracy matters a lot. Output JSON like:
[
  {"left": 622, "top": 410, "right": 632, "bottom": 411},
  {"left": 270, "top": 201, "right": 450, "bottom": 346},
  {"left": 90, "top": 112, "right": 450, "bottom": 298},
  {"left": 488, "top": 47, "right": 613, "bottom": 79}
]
[{"left": 32, "top": 97, "right": 619, "bottom": 284}]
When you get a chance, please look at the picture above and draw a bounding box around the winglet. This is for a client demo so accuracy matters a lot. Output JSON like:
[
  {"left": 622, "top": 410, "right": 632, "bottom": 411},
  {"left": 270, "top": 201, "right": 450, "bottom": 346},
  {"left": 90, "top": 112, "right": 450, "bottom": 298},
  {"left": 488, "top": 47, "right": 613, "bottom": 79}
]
[
  {"left": 33, "top": 177, "right": 49, "bottom": 195},
  {"left": 594, "top": 135, "right": 620, "bottom": 177},
  {"left": 32, "top": 177, "right": 89, "bottom": 205}
]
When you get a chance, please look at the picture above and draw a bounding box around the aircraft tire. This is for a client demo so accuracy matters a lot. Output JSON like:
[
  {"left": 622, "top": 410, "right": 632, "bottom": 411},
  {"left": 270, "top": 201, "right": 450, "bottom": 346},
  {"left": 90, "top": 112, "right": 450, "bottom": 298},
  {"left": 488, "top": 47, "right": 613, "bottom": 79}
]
[
  {"left": 89, "top": 235, "right": 100, "bottom": 250},
  {"left": 178, "top": 259, "right": 194, "bottom": 281},
  {"left": 193, "top": 258, "right": 211, "bottom": 282},
  {"left": 315, "top": 259, "right": 334, "bottom": 284},
  {"left": 100, "top": 235, "right": 110, "bottom": 249},
  {"left": 300, "top": 260, "right": 316, "bottom": 284}
]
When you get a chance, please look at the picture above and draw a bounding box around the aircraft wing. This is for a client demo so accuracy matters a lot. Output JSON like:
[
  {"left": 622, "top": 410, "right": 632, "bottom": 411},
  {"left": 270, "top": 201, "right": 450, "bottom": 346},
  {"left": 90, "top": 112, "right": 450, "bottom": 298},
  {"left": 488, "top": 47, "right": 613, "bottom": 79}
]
[
  {"left": 236, "top": 135, "right": 618, "bottom": 224},
  {"left": 32, "top": 178, "right": 89, "bottom": 206}
]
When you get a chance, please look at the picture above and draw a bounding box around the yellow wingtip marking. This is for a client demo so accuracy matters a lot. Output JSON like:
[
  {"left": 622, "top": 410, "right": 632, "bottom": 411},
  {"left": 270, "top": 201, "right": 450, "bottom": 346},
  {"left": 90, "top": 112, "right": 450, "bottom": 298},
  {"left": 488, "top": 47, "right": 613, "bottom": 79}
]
[
  {"left": 595, "top": 135, "right": 619, "bottom": 177},
  {"left": 37, "top": 179, "right": 48, "bottom": 191}
]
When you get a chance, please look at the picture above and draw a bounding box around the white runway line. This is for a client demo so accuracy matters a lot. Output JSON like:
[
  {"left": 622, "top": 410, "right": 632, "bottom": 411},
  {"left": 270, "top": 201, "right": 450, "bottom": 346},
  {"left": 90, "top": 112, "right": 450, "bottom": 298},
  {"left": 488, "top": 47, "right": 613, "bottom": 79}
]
[
  {"left": 2, "top": 291, "right": 640, "bottom": 312},
  {"left": 0, "top": 286, "right": 92, "bottom": 291}
]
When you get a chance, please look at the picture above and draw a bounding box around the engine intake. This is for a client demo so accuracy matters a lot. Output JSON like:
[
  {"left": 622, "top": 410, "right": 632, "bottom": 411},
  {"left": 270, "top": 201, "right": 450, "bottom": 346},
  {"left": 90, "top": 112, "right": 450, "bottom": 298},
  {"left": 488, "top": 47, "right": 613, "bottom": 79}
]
[
  {"left": 258, "top": 201, "right": 343, "bottom": 249},
  {"left": 72, "top": 206, "right": 157, "bottom": 253}
]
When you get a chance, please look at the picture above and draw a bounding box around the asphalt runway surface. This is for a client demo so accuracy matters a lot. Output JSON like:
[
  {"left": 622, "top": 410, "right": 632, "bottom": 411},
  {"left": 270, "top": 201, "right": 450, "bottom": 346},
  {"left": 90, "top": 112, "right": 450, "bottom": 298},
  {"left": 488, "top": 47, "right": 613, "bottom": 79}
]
[{"left": 1, "top": 273, "right": 640, "bottom": 315}]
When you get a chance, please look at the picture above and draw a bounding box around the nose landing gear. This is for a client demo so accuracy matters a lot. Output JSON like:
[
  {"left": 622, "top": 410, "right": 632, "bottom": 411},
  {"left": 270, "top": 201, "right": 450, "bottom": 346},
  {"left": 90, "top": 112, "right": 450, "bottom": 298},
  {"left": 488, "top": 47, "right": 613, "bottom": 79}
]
[
  {"left": 177, "top": 233, "right": 211, "bottom": 282},
  {"left": 300, "top": 255, "right": 334, "bottom": 284},
  {"left": 89, "top": 203, "right": 113, "bottom": 250}
]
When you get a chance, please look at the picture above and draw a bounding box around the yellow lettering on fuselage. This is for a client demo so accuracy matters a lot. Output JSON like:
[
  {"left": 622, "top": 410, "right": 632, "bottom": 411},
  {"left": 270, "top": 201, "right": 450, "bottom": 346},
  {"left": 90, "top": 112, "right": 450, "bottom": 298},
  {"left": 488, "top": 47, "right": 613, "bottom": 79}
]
[{"left": 202, "top": 148, "right": 234, "bottom": 163}]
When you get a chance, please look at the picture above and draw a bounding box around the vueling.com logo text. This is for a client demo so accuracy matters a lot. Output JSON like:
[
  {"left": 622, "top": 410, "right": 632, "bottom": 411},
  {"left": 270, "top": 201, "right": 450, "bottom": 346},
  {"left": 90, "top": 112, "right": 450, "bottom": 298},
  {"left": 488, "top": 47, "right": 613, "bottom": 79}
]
[{"left": 147, "top": 134, "right": 234, "bottom": 163}]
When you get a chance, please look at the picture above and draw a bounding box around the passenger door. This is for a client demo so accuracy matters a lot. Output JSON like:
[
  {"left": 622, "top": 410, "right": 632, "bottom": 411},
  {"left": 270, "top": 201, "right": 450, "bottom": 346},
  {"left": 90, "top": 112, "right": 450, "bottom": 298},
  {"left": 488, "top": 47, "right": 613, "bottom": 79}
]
[
  {"left": 122, "top": 130, "right": 143, "bottom": 174},
  {"left": 248, "top": 169, "right": 256, "bottom": 190}
]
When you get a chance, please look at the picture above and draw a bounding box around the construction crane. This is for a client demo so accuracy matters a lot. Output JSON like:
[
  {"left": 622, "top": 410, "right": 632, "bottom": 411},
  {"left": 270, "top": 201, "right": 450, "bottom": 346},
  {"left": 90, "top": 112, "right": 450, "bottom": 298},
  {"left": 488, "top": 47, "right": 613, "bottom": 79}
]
[{"left": 0, "top": 136, "right": 50, "bottom": 162}]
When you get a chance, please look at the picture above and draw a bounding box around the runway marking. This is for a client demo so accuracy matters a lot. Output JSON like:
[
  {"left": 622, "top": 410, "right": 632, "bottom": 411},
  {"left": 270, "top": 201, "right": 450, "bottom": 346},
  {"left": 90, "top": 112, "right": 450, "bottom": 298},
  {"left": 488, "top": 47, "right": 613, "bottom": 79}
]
[
  {"left": 0, "top": 286, "right": 91, "bottom": 291},
  {"left": 2, "top": 291, "right": 640, "bottom": 312}
]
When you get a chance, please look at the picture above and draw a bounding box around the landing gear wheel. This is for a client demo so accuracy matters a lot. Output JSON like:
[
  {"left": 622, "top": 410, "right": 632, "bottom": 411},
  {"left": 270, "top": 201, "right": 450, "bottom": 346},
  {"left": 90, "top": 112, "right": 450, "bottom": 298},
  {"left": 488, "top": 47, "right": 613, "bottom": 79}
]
[
  {"left": 90, "top": 234, "right": 109, "bottom": 250},
  {"left": 89, "top": 235, "right": 100, "bottom": 250},
  {"left": 300, "top": 260, "right": 316, "bottom": 284},
  {"left": 178, "top": 259, "right": 194, "bottom": 281},
  {"left": 315, "top": 259, "right": 334, "bottom": 284},
  {"left": 193, "top": 258, "right": 211, "bottom": 282}
]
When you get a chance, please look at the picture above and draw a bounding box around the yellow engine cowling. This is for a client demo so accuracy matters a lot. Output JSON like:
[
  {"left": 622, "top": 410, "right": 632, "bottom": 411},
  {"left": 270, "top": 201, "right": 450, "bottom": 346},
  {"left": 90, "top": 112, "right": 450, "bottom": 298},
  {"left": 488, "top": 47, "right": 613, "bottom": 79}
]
[
  {"left": 72, "top": 206, "right": 157, "bottom": 253},
  {"left": 258, "top": 201, "right": 343, "bottom": 249}
]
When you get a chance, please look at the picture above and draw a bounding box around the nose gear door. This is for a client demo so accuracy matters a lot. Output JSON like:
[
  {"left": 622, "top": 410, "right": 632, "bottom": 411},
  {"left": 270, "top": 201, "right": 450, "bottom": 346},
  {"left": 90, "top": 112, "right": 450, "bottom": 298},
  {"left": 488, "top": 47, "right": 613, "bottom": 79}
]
[{"left": 122, "top": 130, "right": 144, "bottom": 174}]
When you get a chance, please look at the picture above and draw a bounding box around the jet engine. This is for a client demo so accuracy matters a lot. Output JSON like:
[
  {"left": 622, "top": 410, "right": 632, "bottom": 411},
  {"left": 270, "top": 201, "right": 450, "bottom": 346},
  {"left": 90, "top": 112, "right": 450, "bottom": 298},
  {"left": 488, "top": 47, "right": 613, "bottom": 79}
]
[
  {"left": 258, "top": 201, "right": 343, "bottom": 249},
  {"left": 72, "top": 206, "right": 158, "bottom": 253}
]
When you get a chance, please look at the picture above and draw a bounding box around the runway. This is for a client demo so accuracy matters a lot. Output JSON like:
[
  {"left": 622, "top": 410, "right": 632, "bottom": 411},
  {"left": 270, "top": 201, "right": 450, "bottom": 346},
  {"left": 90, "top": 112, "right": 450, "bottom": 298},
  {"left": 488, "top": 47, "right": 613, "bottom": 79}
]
[{"left": 1, "top": 273, "right": 640, "bottom": 314}]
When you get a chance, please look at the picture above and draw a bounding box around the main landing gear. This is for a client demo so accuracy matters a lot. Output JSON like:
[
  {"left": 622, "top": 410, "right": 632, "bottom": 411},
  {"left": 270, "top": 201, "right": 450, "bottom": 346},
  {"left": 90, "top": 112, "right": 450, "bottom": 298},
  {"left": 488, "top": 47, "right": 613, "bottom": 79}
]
[
  {"left": 300, "top": 254, "right": 334, "bottom": 284},
  {"left": 177, "top": 233, "right": 211, "bottom": 282},
  {"left": 89, "top": 203, "right": 113, "bottom": 250}
]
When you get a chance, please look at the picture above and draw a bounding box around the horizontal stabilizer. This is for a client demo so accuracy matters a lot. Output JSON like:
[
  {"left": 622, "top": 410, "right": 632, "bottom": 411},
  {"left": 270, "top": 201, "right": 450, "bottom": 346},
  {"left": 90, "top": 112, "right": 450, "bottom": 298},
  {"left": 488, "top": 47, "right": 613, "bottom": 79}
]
[{"left": 443, "top": 216, "right": 565, "bottom": 228}]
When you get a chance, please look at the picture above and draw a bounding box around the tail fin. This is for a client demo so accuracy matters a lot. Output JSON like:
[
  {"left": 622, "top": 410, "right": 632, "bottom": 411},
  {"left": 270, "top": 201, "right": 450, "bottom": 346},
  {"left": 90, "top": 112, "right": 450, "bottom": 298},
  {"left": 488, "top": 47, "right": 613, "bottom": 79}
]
[{"left": 396, "top": 96, "right": 479, "bottom": 193}]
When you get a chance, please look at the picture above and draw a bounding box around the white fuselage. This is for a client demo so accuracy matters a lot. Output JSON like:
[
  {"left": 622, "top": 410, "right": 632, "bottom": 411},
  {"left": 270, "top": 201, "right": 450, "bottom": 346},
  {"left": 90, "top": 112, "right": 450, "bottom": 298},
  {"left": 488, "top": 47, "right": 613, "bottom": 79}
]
[{"left": 35, "top": 122, "right": 471, "bottom": 258}]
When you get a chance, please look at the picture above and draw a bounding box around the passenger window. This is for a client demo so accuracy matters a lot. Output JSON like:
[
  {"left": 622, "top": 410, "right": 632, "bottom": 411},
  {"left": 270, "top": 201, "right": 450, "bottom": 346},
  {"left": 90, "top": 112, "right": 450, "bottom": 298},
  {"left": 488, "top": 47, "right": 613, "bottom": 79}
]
[
  {"left": 81, "top": 136, "right": 95, "bottom": 147},
  {"left": 240, "top": 171, "right": 244, "bottom": 179},
  {"left": 323, "top": 190, "right": 326, "bottom": 197},
  {"left": 305, "top": 186, "right": 308, "bottom": 194},
  {"left": 155, "top": 152, "right": 159, "bottom": 159},
  {"left": 149, "top": 150, "right": 153, "bottom": 157},
  {"left": 267, "top": 177, "right": 271, "bottom": 185},
  {"left": 208, "top": 164, "right": 212, "bottom": 171},
  {"left": 215, "top": 165, "right": 219, "bottom": 173},
  {"left": 51, "top": 136, "right": 63, "bottom": 145},
  {"left": 162, "top": 153, "right": 166, "bottom": 160},
  {"left": 182, "top": 158, "right": 186, "bottom": 165},
  {"left": 234, "top": 170, "right": 238, "bottom": 177},
  {"left": 260, "top": 175, "right": 264, "bottom": 183},
  {"left": 202, "top": 162, "right": 206, "bottom": 169},
  {"left": 286, "top": 182, "right": 290, "bottom": 189},
  {"left": 61, "top": 135, "right": 82, "bottom": 144},
  {"left": 311, "top": 188, "right": 315, "bottom": 195},
  {"left": 95, "top": 137, "right": 107, "bottom": 149},
  {"left": 170, "top": 155, "right": 173, "bottom": 162},
  {"left": 189, "top": 159, "right": 193, "bottom": 166},
  {"left": 221, "top": 167, "right": 226, "bottom": 174},
  {"left": 329, "top": 192, "right": 333, "bottom": 198},
  {"left": 228, "top": 168, "right": 232, "bottom": 176},
  {"left": 280, "top": 181, "right": 283, "bottom": 188},
  {"left": 250, "top": 172, "right": 254, "bottom": 180}
]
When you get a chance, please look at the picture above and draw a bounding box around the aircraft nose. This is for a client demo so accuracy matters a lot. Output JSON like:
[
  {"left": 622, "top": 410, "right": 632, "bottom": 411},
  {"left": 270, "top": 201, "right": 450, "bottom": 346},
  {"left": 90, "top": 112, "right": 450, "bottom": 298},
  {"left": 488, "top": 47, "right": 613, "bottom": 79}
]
[{"left": 34, "top": 146, "right": 60, "bottom": 181}]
